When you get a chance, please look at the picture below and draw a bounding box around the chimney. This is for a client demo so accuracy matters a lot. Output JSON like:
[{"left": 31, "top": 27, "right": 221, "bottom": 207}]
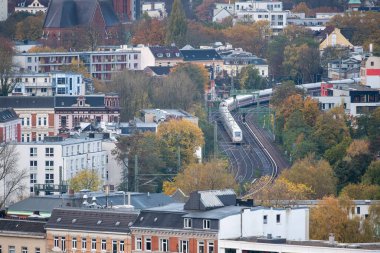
[
  {"left": 329, "top": 233, "right": 335, "bottom": 245},
  {"left": 369, "top": 43, "right": 373, "bottom": 53}
]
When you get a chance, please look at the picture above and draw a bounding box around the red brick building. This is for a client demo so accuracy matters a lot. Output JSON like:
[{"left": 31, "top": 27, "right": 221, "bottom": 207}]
[
  {"left": 0, "top": 108, "right": 22, "bottom": 143},
  {"left": 42, "top": 0, "right": 132, "bottom": 48}
]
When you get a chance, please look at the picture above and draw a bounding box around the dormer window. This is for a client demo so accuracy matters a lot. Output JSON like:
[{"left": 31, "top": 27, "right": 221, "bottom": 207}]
[
  {"left": 184, "top": 218, "right": 192, "bottom": 228},
  {"left": 157, "top": 53, "right": 163, "bottom": 58},
  {"left": 203, "top": 219, "right": 210, "bottom": 229},
  {"left": 175, "top": 53, "right": 180, "bottom": 57},
  {"left": 166, "top": 53, "right": 171, "bottom": 57}
]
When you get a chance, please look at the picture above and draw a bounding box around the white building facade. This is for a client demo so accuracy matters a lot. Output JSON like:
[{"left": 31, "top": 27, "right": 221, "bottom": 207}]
[
  {"left": 13, "top": 137, "right": 109, "bottom": 197},
  {"left": 11, "top": 72, "right": 86, "bottom": 96},
  {"left": 0, "top": 0, "right": 7, "bottom": 21}
]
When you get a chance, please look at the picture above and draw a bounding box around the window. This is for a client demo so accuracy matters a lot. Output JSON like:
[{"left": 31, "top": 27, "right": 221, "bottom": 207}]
[
  {"left": 30, "top": 173, "right": 37, "bottom": 184},
  {"left": 30, "top": 160, "right": 37, "bottom": 170},
  {"left": 54, "top": 237, "right": 59, "bottom": 247},
  {"left": 184, "top": 218, "right": 192, "bottom": 228},
  {"left": 45, "top": 173, "right": 54, "bottom": 184},
  {"left": 263, "top": 215, "right": 268, "bottom": 224},
  {"left": 276, "top": 214, "right": 281, "bottom": 223},
  {"left": 119, "top": 241, "right": 124, "bottom": 253},
  {"left": 357, "top": 207, "right": 361, "bottom": 214},
  {"left": 22, "top": 247, "right": 28, "bottom": 253},
  {"left": 134, "top": 54, "right": 138, "bottom": 60},
  {"left": 8, "top": 246, "right": 15, "bottom": 253},
  {"left": 82, "top": 238, "right": 87, "bottom": 250},
  {"left": 371, "top": 61, "right": 374, "bottom": 66},
  {"left": 179, "top": 240, "right": 188, "bottom": 253},
  {"left": 198, "top": 241, "right": 204, "bottom": 253},
  {"left": 101, "top": 239, "right": 106, "bottom": 251},
  {"left": 30, "top": 147, "right": 37, "bottom": 157},
  {"left": 46, "top": 147, "right": 54, "bottom": 156},
  {"left": 160, "top": 239, "right": 168, "bottom": 252},
  {"left": 112, "top": 241, "right": 117, "bottom": 253},
  {"left": 208, "top": 242, "right": 214, "bottom": 253},
  {"left": 61, "top": 237, "right": 66, "bottom": 251},
  {"left": 45, "top": 161, "right": 54, "bottom": 170},
  {"left": 136, "top": 237, "right": 142, "bottom": 250},
  {"left": 61, "top": 116, "right": 67, "bottom": 127},
  {"left": 35, "top": 248, "right": 40, "bottom": 253},
  {"left": 72, "top": 238, "right": 77, "bottom": 249},
  {"left": 91, "top": 239, "right": 97, "bottom": 251},
  {"left": 57, "top": 78, "right": 66, "bottom": 84},
  {"left": 203, "top": 219, "right": 210, "bottom": 229},
  {"left": 145, "top": 238, "right": 151, "bottom": 251}
]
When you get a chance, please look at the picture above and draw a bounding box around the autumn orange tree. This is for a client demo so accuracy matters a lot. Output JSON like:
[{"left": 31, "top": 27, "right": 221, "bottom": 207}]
[
  {"left": 132, "top": 16, "right": 166, "bottom": 45},
  {"left": 340, "top": 183, "right": 380, "bottom": 200},
  {"left": 157, "top": 119, "right": 204, "bottom": 168},
  {"left": 163, "top": 159, "right": 237, "bottom": 195},
  {"left": 0, "top": 37, "right": 15, "bottom": 96},
  {"left": 69, "top": 169, "right": 101, "bottom": 192},
  {"left": 310, "top": 196, "right": 379, "bottom": 243},
  {"left": 15, "top": 12, "right": 44, "bottom": 41}
]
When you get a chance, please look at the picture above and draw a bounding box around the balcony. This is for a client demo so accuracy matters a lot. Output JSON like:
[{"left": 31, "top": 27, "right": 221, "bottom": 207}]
[{"left": 34, "top": 184, "right": 68, "bottom": 195}]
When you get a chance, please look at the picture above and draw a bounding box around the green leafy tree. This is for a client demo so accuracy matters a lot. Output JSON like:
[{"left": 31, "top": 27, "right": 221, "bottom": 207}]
[
  {"left": 340, "top": 183, "right": 380, "bottom": 200},
  {"left": 363, "top": 161, "right": 380, "bottom": 186},
  {"left": 113, "top": 132, "right": 166, "bottom": 192},
  {"left": 323, "top": 137, "right": 352, "bottom": 166},
  {"left": 69, "top": 169, "right": 101, "bottom": 192},
  {"left": 238, "top": 65, "right": 268, "bottom": 90},
  {"left": 166, "top": 0, "right": 187, "bottom": 47},
  {"left": 270, "top": 81, "right": 304, "bottom": 108},
  {"left": 15, "top": 13, "right": 44, "bottom": 41}
]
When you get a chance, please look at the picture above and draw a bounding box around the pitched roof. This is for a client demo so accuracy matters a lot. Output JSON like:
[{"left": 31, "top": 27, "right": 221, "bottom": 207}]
[
  {"left": 0, "top": 97, "right": 54, "bottom": 109},
  {"left": 54, "top": 95, "right": 106, "bottom": 108},
  {"left": 0, "top": 108, "right": 19, "bottom": 123},
  {"left": 144, "top": 66, "right": 172, "bottom": 76},
  {"left": 43, "top": 0, "right": 119, "bottom": 29},
  {"left": 0, "top": 219, "right": 46, "bottom": 235},
  {"left": 184, "top": 189, "right": 236, "bottom": 210},
  {"left": 149, "top": 46, "right": 182, "bottom": 59},
  {"left": 16, "top": 0, "right": 49, "bottom": 8},
  {"left": 180, "top": 49, "right": 222, "bottom": 61},
  {"left": 45, "top": 208, "right": 138, "bottom": 232}
]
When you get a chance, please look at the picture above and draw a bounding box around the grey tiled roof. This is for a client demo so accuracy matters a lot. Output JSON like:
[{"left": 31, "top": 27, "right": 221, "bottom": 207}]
[
  {"left": 0, "top": 97, "right": 54, "bottom": 109},
  {"left": 180, "top": 49, "right": 222, "bottom": 61},
  {"left": 0, "top": 219, "right": 46, "bottom": 235},
  {"left": 0, "top": 108, "right": 19, "bottom": 123},
  {"left": 46, "top": 208, "right": 139, "bottom": 232}
]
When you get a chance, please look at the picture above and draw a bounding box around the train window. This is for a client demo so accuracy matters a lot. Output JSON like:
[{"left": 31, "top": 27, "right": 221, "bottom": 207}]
[{"left": 235, "top": 132, "right": 241, "bottom": 137}]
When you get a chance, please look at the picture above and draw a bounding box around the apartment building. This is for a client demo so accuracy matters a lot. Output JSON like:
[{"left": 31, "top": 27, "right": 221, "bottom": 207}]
[
  {"left": 0, "top": 94, "right": 120, "bottom": 136},
  {"left": 361, "top": 56, "right": 380, "bottom": 89},
  {"left": 11, "top": 72, "right": 86, "bottom": 96},
  {"left": 234, "top": 10, "right": 288, "bottom": 32},
  {"left": 0, "top": 219, "right": 46, "bottom": 253},
  {"left": 0, "top": 108, "right": 21, "bottom": 143},
  {"left": 45, "top": 208, "right": 139, "bottom": 253},
  {"left": 13, "top": 136, "right": 108, "bottom": 197},
  {"left": 130, "top": 190, "right": 309, "bottom": 253},
  {"left": 13, "top": 49, "right": 141, "bottom": 81},
  {"left": 0, "top": 97, "right": 55, "bottom": 141},
  {"left": 219, "top": 50, "right": 268, "bottom": 77},
  {"left": 136, "top": 46, "right": 183, "bottom": 69}
]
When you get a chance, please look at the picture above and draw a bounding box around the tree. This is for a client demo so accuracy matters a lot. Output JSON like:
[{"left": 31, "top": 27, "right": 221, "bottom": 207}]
[
  {"left": 312, "top": 107, "right": 350, "bottom": 155},
  {"left": 323, "top": 137, "right": 351, "bottom": 166},
  {"left": 0, "top": 144, "right": 27, "bottom": 208},
  {"left": 292, "top": 2, "right": 312, "bottom": 17},
  {"left": 195, "top": 0, "right": 216, "bottom": 21},
  {"left": 250, "top": 176, "right": 313, "bottom": 207},
  {"left": 267, "top": 35, "right": 288, "bottom": 79},
  {"left": 281, "top": 154, "right": 337, "bottom": 198},
  {"left": 0, "top": 37, "right": 15, "bottom": 96},
  {"left": 238, "top": 65, "right": 268, "bottom": 90},
  {"left": 132, "top": 16, "right": 166, "bottom": 45},
  {"left": 282, "top": 43, "right": 321, "bottom": 83},
  {"left": 363, "top": 161, "right": 380, "bottom": 186},
  {"left": 108, "top": 70, "right": 152, "bottom": 120},
  {"left": 224, "top": 21, "right": 271, "bottom": 58},
  {"left": 310, "top": 196, "right": 368, "bottom": 243},
  {"left": 69, "top": 169, "right": 101, "bottom": 192},
  {"left": 15, "top": 13, "right": 44, "bottom": 41},
  {"left": 163, "top": 159, "right": 238, "bottom": 195},
  {"left": 157, "top": 119, "right": 204, "bottom": 168},
  {"left": 113, "top": 132, "right": 166, "bottom": 192},
  {"left": 270, "top": 81, "right": 304, "bottom": 108},
  {"left": 166, "top": 0, "right": 187, "bottom": 47},
  {"left": 340, "top": 184, "right": 380, "bottom": 200},
  {"left": 320, "top": 46, "right": 350, "bottom": 74}
]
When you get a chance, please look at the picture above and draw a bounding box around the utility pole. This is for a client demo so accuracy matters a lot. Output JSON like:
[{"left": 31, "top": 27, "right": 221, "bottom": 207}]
[
  {"left": 134, "top": 155, "right": 138, "bottom": 192},
  {"left": 214, "top": 122, "right": 218, "bottom": 158},
  {"left": 177, "top": 146, "right": 181, "bottom": 171}
]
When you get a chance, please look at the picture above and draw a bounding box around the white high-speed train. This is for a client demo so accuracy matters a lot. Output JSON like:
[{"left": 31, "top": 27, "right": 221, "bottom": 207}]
[{"left": 219, "top": 79, "right": 360, "bottom": 143}]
